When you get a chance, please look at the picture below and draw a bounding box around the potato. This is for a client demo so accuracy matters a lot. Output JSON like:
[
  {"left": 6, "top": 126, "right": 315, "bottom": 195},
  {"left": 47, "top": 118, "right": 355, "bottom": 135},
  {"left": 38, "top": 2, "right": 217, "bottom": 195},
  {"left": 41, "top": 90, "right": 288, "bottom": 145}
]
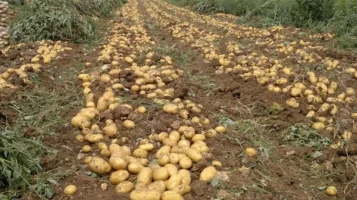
[
  {"left": 98, "top": 142, "right": 108, "bottom": 150},
  {"left": 185, "top": 148, "right": 203, "bottom": 162},
  {"left": 109, "top": 157, "right": 128, "bottom": 170},
  {"left": 97, "top": 97, "right": 109, "bottom": 111},
  {"left": 71, "top": 115, "right": 91, "bottom": 128},
  {"left": 100, "top": 149, "right": 111, "bottom": 157},
  {"left": 215, "top": 126, "right": 226, "bottom": 134},
  {"left": 169, "top": 131, "right": 181, "bottom": 142},
  {"left": 163, "top": 104, "right": 179, "bottom": 114},
  {"left": 64, "top": 184, "right": 77, "bottom": 195},
  {"left": 158, "top": 132, "right": 169, "bottom": 142},
  {"left": 137, "top": 167, "right": 153, "bottom": 185},
  {"left": 312, "top": 122, "right": 325, "bottom": 130},
  {"left": 132, "top": 148, "right": 148, "bottom": 158},
  {"left": 200, "top": 166, "right": 217, "bottom": 182},
  {"left": 179, "top": 126, "right": 195, "bottom": 138},
  {"left": 162, "top": 191, "right": 184, "bottom": 200},
  {"left": 178, "top": 169, "right": 191, "bottom": 185},
  {"left": 85, "top": 133, "right": 104, "bottom": 143},
  {"left": 192, "top": 134, "right": 206, "bottom": 142},
  {"left": 139, "top": 143, "right": 154, "bottom": 151},
  {"left": 88, "top": 157, "right": 112, "bottom": 175},
  {"left": 128, "top": 163, "right": 144, "bottom": 174},
  {"left": 103, "top": 123, "right": 118, "bottom": 137},
  {"left": 130, "top": 189, "right": 161, "bottom": 200},
  {"left": 153, "top": 167, "right": 170, "bottom": 181},
  {"left": 291, "top": 87, "right": 302, "bottom": 97},
  {"left": 169, "top": 153, "right": 180, "bottom": 164},
  {"left": 164, "top": 164, "right": 178, "bottom": 176},
  {"left": 167, "top": 174, "right": 182, "bottom": 190},
  {"left": 158, "top": 154, "right": 170, "bottom": 166},
  {"left": 155, "top": 145, "right": 171, "bottom": 158},
  {"left": 82, "top": 145, "right": 91, "bottom": 153},
  {"left": 178, "top": 140, "right": 190, "bottom": 147},
  {"left": 83, "top": 156, "right": 92, "bottom": 164},
  {"left": 136, "top": 106, "right": 147, "bottom": 113},
  {"left": 179, "top": 156, "right": 192, "bottom": 169},
  {"left": 325, "top": 186, "right": 337, "bottom": 196},
  {"left": 123, "top": 120, "right": 135, "bottom": 129},
  {"left": 205, "top": 129, "right": 217, "bottom": 138},
  {"left": 110, "top": 170, "right": 129, "bottom": 185},
  {"left": 245, "top": 147, "right": 258, "bottom": 157},
  {"left": 163, "top": 138, "right": 178, "bottom": 147},
  {"left": 212, "top": 160, "right": 222, "bottom": 167},
  {"left": 171, "top": 184, "right": 191, "bottom": 195},
  {"left": 148, "top": 181, "right": 166, "bottom": 194}
]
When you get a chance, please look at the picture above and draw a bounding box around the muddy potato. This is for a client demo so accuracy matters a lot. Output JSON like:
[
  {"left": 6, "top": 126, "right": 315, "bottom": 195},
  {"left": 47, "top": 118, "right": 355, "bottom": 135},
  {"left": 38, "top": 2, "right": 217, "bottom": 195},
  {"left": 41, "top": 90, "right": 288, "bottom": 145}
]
[
  {"left": 178, "top": 169, "right": 191, "bottom": 185},
  {"left": 128, "top": 163, "right": 144, "bottom": 174},
  {"left": 200, "top": 166, "right": 217, "bottom": 182},
  {"left": 83, "top": 156, "right": 92, "bottom": 164},
  {"left": 130, "top": 189, "right": 161, "bottom": 200},
  {"left": 110, "top": 170, "right": 129, "bottom": 185},
  {"left": 148, "top": 181, "right": 166, "bottom": 194},
  {"left": 205, "top": 129, "right": 217, "bottom": 138},
  {"left": 161, "top": 191, "right": 184, "bottom": 200},
  {"left": 64, "top": 184, "right": 77, "bottom": 195},
  {"left": 212, "top": 160, "right": 222, "bottom": 167},
  {"left": 325, "top": 186, "right": 337, "bottom": 196},
  {"left": 153, "top": 167, "right": 170, "bottom": 181},
  {"left": 88, "top": 157, "right": 112, "bottom": 175},
  {"left": 75, "top": 135, "right": 84, "bottom": 142},
  {"left": 123, "top": 120, "right": 135, "bottom": 129},
  {"left": 179, "top": 156, "right": 192, "bottom": 169},
  {"left": 137, "top": 167, "right": 153, "bottom": 185}
]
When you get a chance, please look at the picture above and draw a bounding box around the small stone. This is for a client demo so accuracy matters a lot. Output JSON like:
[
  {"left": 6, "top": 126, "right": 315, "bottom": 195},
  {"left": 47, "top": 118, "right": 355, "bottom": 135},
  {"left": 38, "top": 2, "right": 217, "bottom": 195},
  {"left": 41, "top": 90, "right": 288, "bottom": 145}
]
[
  {"left": 100, "top": 183, "right": 108, "bottom": 191},
  {"left": 286, "top": 150, "right": 295, "bottom": 156}
]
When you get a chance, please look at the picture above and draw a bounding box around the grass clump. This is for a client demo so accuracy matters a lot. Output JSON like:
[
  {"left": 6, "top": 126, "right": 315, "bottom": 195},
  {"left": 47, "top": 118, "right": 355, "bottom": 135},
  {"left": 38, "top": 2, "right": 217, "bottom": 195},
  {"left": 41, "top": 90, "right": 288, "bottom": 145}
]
[{"left": 10, "top": 0, "right": 126, "bottom": 42}]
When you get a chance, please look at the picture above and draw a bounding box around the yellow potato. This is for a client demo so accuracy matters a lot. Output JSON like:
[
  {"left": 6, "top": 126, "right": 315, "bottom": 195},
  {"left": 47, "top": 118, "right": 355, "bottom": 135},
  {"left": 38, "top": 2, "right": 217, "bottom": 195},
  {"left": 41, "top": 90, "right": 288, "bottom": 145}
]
[
  {"left": 158, "top": 154, "right": 170, "bottom": 166},
  {"left": 64, "top": 184, "right": 77, "bottom": 195},
  {"left": 178, "top": 169, "right": 191, "bottom": 185},
  {"left": 161, "top": 191, "right": 184, "bottom": 200},
  {"left": 133, "top": 149, "right": 148, "bottom": 158},
  {"left": 212, "top": 160, "right": 222, "bottom": 167},
  {"left": 169, "top": 131, "right": 181, "bottom": 142},
  {"left": 192, "top": 134, "right": 206, "bottom": 142},
  {"left": 200, "top": 166, "right": 217, "bottom": 182},
  {"left": 136, "top": 106, "right": 147, "bottom": 113},
  {"left": 148, "top": 181, "right": 166, "bottom": 194},
  {"left": 128, "top": 163, "right": 144, "bottom": 174},
  {"left": 100, "top": 149, "right": 111, "bottom": 157},
  {"left": 88, "top": 157, "right": 112, "bottom": 175},
  {"left": 325, "top": 186, "right": 337, "bottom": 196},
  {"left": 139, "top": 143, "right": 154, "bottom": 151},
  {"left": 110, "top": 170, "right": 129, "bottom": 185},
  {"left": 205, "top": 129, "right": 217, "bottom": 138},
  {"left": 167, "top": 174, "right": 182, "bottom": 190},
  {"left": 109, "top": 157, "right": 127, "bottom": 170},
  {"left": 185, "top": 148, "right": 203, "bottom": 162},
  {"left": 163, "top": 104, "right": 179, "bottom": 114},
  {"left": 169, "top": 153, "right": 180, "bottom": 164},
  {"left": 130, "top": 189, "right": 161, "bottom": 200},
  {"left": 215, "top": 126, "right": 226, "bottom": 134},
  {"left": 123, "top": 120, "right": 135, "bottom": 129},
  {"left": 103, "top": 123, "right": 118, "bottom": 137},
  {"left": 153, "top": 167, "right": 170, "bottom": 181},
  {"left": 155, "top": 145, "right": 171, "bottom": 158},
  {"left": 82, "top": 145, "right": 91, "bottom": 153},
  {"left": 245, "top": 147, "right": 258, "bottom": 157},
  {"left": 163, "top": 138, "right": 178, "bottom": 147},
  {"left": 179, "top": 156, "right": 192, "bottom": 169},
  {"left": 164, "top": 164, "right": 178, "bottom": 176},
  {"left": 137, "top": 167, "right": 153, "bottom": 185},
  {"left": 97, "top": 142, "right": 108, "bottom": 150}
]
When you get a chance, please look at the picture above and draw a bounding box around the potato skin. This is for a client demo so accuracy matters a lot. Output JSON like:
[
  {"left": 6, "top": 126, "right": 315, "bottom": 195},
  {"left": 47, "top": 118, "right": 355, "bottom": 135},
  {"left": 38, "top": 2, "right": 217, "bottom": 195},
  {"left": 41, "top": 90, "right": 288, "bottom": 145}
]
[
  {"left": 161, "top": 191, "right": 184, "bottom": 200},
  {"left": 115, "top": 181, "right": 134, "bottom": 193},
  {"left": 178, "top": 169, "right": 191, "bottom": 185},
  {"left": 137, "top": 167, "right": 153, "bottom": 185},
  {"left": 153, "top": 167, "right": 170, "bottom": 181},
  {"left": 199, "top": 166, "right": 217, "bottom": 182},
  {"left": 88, "top": 157, "right": 112, "bottom": 175},
  {"left": 110, "top": 170, "right": 129, "bottom": 185},
  {"left": 130, "top": 189, "right": 161, "bottom": 200}
]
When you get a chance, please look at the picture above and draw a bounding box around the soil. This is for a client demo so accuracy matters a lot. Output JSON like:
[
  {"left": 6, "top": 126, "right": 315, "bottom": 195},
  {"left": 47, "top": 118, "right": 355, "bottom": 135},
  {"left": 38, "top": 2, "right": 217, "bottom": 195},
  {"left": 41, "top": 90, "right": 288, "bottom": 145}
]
[{"left": 1, "top": 0, "right": 357, "bottom": 200}]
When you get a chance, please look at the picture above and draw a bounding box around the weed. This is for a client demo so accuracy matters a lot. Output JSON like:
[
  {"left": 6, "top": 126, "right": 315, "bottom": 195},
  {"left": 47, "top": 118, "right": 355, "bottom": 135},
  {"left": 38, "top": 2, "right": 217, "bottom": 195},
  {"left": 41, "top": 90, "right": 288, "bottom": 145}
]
[{"left": 283, "top": 124, "right": 330, "bottom": 150}]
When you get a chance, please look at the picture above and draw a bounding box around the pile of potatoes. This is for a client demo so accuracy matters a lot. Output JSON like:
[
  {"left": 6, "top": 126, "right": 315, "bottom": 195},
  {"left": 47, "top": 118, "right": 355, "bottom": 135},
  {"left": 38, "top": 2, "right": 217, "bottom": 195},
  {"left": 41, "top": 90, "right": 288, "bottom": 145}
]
[
  {"left": 31, "top": 41, "right": 72, "bottom": 64},
  {"left": 70, "top": 2, "right": 233, "bottom": 199},
  {"left": 0, "top": 1, "right": 9, "bottom": 48}
]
